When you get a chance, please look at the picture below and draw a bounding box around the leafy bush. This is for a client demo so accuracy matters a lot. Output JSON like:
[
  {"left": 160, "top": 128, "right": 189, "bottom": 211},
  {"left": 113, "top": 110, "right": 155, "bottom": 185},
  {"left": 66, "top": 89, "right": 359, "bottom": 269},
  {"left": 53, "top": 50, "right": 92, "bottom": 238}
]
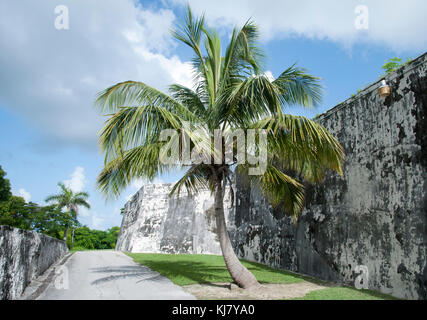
[
  {"left": 71, "top": 226, "right": 120, "bottom": 250},
  {"left": 71, "top": 246, "right": 89, "bottom": 252},
  {"left": 382, "top": 57, "right": 412, "bottom": 74}
]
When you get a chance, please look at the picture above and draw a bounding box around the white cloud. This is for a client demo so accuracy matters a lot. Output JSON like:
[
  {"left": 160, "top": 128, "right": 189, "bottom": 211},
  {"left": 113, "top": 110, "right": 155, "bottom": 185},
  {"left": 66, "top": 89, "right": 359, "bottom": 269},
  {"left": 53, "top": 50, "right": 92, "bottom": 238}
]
[
  {"left": 18, "top": 188, "right": 31, "bottom": 202},
  {"left": 86, "top": 207, "right": 122, "bottom": 230},
  {"left": 2, "top": 1, "right": 423, "bottom": 153},
  {"left": 64, "top": 166, "right": 86, "bottom": 193},
  {"left": 171, "top": 0, "right": 427, "bottom": 52},
  {"left": 79, "top": 201, "right": 91, "bottom": 217},
  {"left": 264, "top": 71, "right": 275, "bottom": 82},
  {"left": 0, "top": 0, "right": 193, "bottom": 149},
  {"left": 90, "top": 211, "right": 105, "bottom": 230}
]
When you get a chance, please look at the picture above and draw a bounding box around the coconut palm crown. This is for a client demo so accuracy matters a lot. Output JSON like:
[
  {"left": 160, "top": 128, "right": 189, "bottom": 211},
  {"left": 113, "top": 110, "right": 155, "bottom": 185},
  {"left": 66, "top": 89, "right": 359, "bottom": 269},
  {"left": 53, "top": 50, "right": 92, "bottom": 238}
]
[
  {"left": 95, "top": 7, "right": 344, "bottom": 289},
  {"left": 45, "top": 182, "right": 90, "bottom": 241}
]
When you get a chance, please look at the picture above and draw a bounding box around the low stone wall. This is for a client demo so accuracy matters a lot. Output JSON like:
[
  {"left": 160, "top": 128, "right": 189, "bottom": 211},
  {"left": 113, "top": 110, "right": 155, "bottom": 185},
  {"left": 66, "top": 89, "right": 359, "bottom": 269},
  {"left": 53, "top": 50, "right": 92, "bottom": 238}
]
[{"left": 0, "top": 225, "right": 68, "bottom": 300}]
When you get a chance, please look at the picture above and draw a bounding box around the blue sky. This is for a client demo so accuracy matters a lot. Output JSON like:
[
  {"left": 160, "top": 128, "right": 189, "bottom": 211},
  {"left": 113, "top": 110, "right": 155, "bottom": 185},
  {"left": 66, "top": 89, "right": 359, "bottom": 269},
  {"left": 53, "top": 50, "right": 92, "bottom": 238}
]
[{"left": 0, "top": 0, "right": 425, "bottom": 230}]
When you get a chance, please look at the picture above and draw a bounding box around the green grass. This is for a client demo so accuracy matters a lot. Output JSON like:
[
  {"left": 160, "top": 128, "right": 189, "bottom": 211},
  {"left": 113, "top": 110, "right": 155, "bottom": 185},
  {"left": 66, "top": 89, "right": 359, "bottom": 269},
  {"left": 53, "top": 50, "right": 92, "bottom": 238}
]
[
  {"left": 126, "top": 253, "right": 305, "bottom": 286},
  {"left": 126, "top": 253, "right": 397, "bottom": 300},
  {"left": 70, "top": 246, "right": 92, "bottom": 252},
  {"left": 289, "top": 287, "right": 398, "bottom": 300},
  {"left": 70, "top": 247, "right": 112, "bottom": 252}
]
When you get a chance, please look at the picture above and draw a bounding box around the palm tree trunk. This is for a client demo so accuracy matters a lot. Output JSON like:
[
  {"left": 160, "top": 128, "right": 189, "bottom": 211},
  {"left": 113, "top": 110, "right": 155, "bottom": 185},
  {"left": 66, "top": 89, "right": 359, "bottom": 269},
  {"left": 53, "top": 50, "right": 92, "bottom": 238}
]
[
  {"left": 63, "top": 226, "right": 69, "bottom": 242},
  {"left": 71, "top": 228, "right": 75, "bottom": 249},
  {"left": 63, "top": 207, "right": 69, "bottom": 242},
  {"left": 214, "top": 179, "right": 260, "bottom": 289}
]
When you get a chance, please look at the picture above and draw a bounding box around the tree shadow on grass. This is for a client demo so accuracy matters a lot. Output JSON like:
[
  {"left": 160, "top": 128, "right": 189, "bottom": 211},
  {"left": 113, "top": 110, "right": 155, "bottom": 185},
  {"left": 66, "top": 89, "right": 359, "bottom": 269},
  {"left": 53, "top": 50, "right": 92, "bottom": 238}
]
[
  {"left": 126, "top": 254, "right": 309, "bottom": 287},
  {"left": 130, "top": 260, "right": 232, "bottom": 287}
]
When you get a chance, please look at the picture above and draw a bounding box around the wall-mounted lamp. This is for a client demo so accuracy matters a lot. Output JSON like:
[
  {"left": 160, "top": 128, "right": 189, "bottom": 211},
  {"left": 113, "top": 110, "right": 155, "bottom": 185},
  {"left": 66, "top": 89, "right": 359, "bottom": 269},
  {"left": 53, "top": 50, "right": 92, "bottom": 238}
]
[{"left": 379, "top": 80, "right": 391, "bottom": 98}]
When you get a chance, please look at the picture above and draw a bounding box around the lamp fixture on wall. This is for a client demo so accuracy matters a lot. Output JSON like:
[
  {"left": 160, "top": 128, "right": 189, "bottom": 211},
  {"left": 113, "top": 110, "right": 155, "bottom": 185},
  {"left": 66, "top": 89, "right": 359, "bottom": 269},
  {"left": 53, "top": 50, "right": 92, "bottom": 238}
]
[{"left": 379, "top": 80, "right": 391, "bottom": 98}]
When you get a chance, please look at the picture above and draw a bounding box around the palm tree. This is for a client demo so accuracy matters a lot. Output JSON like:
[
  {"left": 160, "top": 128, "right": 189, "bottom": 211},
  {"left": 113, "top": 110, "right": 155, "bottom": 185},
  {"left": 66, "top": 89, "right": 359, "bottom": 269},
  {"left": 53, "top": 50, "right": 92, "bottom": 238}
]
[
  {"left": 45, "top": 182, "right": 90, "bottom": 242},
  {"left": 95, "top": 7, "right": 344, "bottom": 289}
]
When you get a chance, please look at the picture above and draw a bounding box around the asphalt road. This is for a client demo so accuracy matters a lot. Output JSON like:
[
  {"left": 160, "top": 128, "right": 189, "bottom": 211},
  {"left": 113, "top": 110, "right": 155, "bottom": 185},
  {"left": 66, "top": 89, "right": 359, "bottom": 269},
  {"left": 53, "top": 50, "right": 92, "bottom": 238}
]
[{"left": 37, "top": 250, "right": 195, "bottom": 300}]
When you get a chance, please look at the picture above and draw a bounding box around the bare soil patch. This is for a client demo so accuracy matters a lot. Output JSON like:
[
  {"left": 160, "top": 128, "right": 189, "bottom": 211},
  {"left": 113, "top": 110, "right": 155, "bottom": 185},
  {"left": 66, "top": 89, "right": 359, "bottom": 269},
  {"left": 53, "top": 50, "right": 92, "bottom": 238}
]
[{"left": 183, "top": 281, "right": 327, "bottom": 300}]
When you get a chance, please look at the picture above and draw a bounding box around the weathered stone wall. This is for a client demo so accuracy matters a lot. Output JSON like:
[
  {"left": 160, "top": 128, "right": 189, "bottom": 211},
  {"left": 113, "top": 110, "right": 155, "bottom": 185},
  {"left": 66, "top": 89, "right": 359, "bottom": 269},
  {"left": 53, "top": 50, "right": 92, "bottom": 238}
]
[
  {"left": 116, "top": 184, "right": 235, "bottom": 254},
  {"left": 232, "top": 53, "right": 427, "bottom": 300},
  {"left": 0, "top": 225, "right": 68, "bottom": 300}
]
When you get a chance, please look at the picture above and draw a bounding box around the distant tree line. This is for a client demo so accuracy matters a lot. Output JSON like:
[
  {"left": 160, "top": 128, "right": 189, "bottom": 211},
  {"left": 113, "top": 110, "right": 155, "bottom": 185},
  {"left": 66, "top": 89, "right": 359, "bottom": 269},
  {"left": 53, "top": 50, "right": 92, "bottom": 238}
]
[
  {"left": 72, "top": 226, "right": 120, "bottom": 250},
  {"left": 0, "top": 164, "right": 120, "bottom": 250}
]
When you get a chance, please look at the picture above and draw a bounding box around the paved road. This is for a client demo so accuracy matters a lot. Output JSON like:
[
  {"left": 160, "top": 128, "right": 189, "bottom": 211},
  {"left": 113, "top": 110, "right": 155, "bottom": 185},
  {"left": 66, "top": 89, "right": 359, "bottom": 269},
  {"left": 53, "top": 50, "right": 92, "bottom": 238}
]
[{"left": 37, "top": 250, "right": 195, "bottom": 300}]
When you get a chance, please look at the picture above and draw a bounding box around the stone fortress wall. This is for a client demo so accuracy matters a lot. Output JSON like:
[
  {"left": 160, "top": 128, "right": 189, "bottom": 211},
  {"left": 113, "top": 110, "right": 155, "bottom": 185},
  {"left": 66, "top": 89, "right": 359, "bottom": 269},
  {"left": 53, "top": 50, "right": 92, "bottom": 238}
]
[
  {"left": 116, "top": 184, "right": 235, "bottom": 255},
  {"left": 233, "top": 52, "right": 427, "bottom": 300}
]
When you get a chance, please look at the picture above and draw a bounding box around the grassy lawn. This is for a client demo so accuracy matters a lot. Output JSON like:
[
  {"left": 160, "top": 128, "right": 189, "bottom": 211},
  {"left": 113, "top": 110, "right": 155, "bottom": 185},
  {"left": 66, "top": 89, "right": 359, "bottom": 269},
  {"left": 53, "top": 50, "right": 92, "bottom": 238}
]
[
  {"left": 70, "top": 246, "right": 91, "bottom": 252},
  {"left": 69, "top": 246, "right": 106, "bottom": 252},
  {"left": 126, "top": 253, "right": 305, "bottom": 286},
  {"left": 70, "top": 247, "right": 114, "bottom": 252},
  {"left": 289, "top": 287, "right": 398, "bottom": 300},
  {"left": 126, "top": 253, "right": 397, "bottom": 300}
]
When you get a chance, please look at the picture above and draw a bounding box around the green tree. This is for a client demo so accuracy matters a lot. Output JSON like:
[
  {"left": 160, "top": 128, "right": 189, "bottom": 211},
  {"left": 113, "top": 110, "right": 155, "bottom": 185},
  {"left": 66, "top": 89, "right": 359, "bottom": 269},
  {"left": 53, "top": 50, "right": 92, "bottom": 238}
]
[
  {"left": 32, "top": 204, "right": 76, "bottom": 240},
  {"left": 107, "top": 226, "right": 121, "bottom": 248},
  {"left": 0, "top": 196, "right": 31, "bottom": 229},
  {"left": 0, "top": 165, "right": 12, "bottom": 202},
  {"left": 0, "top": 165, "right": 75, "bottom": 239},
  {"left": 72, "top": 226, "right": 120, "bottom": 250},
  {"left": 95, "top": 7, "right": 344, "bottom": 289},
  {"left": 382, "top": 57, "right": 402, "bottom": 74},
  {"left": 73, "top": 227, "right": 95, "bottom": 249},
  {"left": 0, "top": 199, "right": 77, "bottom": 240},
  {"left": 45, "top": 182, "right": 90, "bottom": 241}
]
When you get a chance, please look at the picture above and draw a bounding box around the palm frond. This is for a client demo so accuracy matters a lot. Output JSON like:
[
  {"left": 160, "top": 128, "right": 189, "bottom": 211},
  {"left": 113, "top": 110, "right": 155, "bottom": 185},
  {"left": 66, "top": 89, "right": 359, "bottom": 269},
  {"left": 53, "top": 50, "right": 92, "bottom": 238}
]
[
  {"left": 253, "top": 114, "right": 344, "bottom": 177},
  {"left": 73, "top": 191, "right": 89, "bottom": 199},
  {"left": 220, "top": 74, "right": 282, "bottom": 127},
  {"left": 72, "top": 198, "right": 91, "bottom": 209},
  {"left": 221, "top": 20, "right": 264, "bottom": 82},
  {"left": 169, "top": 84, "right": 206, "bottom": 117},
  {"left": 238, "top": 164, "right": 305, "bottom": 220},
  {"left": 97, "top": 142, "right": 176, "bottom": 198},
  {"left": 169, "top": 164, "right": 212, "bottom": 197},
  {"left": 171, "top": 5, "right": 207, "bottom": 83},
  {"left": 45, "top": 194, "right": 64, "bottom": 204},
  {"left": 99, "top": 104, "right": 188, "bottom": 164},
  {"left": 95, "top": 81, "right": 195, "bottom": 119},
  {"left": 203, "top": 27, "right": 222, "bottom": 103},
  {"left": 273, "top": 65, "right": 323, "bottom": 108}
]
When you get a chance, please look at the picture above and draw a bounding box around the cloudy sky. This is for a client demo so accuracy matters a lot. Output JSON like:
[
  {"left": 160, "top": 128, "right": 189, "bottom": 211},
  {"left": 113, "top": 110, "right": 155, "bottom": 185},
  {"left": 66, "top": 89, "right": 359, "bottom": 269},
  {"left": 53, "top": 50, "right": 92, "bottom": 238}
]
[{"left": 0, "top": 0, "right": 425, "bottom": 230}]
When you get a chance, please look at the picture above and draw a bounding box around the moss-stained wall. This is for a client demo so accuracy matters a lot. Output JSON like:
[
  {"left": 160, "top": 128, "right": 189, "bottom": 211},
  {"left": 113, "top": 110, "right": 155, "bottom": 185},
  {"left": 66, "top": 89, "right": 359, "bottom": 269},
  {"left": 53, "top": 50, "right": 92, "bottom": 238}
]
[
  {"left": 0, "top": 226, "right": 68, "bottom": 300},
  {"left": 233, "top": 53, "right": 427, "bottom": 300}
]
